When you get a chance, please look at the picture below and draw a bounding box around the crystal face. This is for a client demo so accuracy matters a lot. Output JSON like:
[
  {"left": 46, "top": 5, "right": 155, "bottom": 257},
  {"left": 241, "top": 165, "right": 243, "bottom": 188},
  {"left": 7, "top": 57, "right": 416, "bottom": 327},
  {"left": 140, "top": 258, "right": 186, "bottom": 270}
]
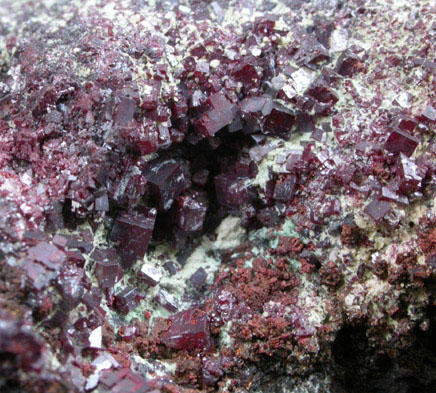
[
  {"left": 114, "top": 287, "right": 139, "bottom": 314},
  {"left": 273, "top": 175, "right": 297, "bottom": 202},
  {"left": 138, "top": 263, "right": 162, "bottom": 286},
  {"left": 94, "top": 258, "right": 123, "bottom": 289},
  {"left": 28, "top": 242, "right": 66, "bottom": 270}
]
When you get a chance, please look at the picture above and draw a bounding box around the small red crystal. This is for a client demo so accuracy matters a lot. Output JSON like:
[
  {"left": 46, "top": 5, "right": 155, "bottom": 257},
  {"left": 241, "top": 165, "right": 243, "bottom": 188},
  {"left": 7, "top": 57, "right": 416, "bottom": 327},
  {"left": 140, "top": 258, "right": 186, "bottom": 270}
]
[{"left": 273, "top": 175, "right": 297, "bottom": 202}]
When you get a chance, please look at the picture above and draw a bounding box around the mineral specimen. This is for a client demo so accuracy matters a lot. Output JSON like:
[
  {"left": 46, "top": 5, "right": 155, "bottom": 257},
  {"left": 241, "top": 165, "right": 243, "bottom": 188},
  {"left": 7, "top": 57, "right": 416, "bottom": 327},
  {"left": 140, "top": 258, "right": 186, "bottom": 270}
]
[{"left": 0, "top": 0, "right": 436, "bottom": 392}]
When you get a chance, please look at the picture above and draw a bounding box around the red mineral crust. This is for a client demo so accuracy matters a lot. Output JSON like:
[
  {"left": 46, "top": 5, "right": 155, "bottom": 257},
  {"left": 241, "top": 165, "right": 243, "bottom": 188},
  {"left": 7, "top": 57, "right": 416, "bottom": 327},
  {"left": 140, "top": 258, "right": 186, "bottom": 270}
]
[{"left": 0, "top": 0, "right": 436, "bottom": 392}]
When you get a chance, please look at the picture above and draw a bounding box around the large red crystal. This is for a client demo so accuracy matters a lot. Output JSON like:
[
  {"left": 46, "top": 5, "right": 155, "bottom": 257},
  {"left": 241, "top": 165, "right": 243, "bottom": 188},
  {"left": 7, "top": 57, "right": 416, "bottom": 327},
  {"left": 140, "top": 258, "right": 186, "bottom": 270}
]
[
  {"left": 143, "top": 159, "right": 191, "bottom": 211},
  {"left": 161, "top": 309, "right": 212, "bottom": 351},
  {"left": 195, "top": 91, "right": 236, "bottom": 137},
  {"left": 110, "top": 208, "right": 157, "bottom": 261},
  {"left": 175, "top": 192, "right": 208, "bottom": 232},
  {"left": 215, "top": 174, "right": 250, "bottom": 210},
  {"left": 364, "top": 199, "right": 392, "bottom": 222},
  {"left": 384, "top": 129, "right": 419, "bottom": 157},
  {"left": 28, "top": 242, "right": 66, "bottom": 270},
  {"left": 263, "top": 104, "right": 295, "bottom": 136}
]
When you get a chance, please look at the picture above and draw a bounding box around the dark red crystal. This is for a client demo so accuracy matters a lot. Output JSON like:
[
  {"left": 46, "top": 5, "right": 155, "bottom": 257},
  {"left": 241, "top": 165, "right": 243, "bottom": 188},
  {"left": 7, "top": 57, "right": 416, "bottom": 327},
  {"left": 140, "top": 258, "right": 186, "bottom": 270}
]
[
  {"left": 364, "top": 199, "right": 392, "bottom": 221},
  {"left": 162, "top": 308, "right": 211, "bottom": 351},
  {"left": 110, "top": 208, "right": 157, "bottom": 260},
  {"left": 114, "top": 287, "right": 139, "bottom": 314},
  {"left": 384, "top": 129, "right": 419, "bottom": 157},
  {"left": 195, "top": 91, "right": 236, "bottom": 137},
  {"left": 263, "top": 104, "right": 295, "bottom": 136},
  {"left": 94, "top": 259, "right": 123, "bottom": 289},
  {"left": 215, "top": 174, "right": 250, "bottom": 210},
  {"left": 190, "top": 267, "right": 207, "bottom": 287},
  {"left": 336, "top": 51, "right": 362, "bottom": 77},
  {"left": 143, "top": 159, "right": 191, "bottom": 211},
  {"left": 175, "top": 193, "right": 208, "bottom": 232},
  {"left": 273, "top": 175, "right": 297, "bottom": 202}
]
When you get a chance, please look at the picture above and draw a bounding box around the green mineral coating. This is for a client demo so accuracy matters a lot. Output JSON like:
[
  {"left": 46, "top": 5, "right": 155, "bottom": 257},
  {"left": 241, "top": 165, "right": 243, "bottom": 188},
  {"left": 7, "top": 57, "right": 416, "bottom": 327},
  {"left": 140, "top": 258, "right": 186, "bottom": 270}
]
[
  {"left": 112, "top": 301, "right": 170, "bottom": 326},
  {"left": 248, "top": 219, "right": 304, "bottom": 271},
  {"left": 249, "top": 218, "right": 304, "bottom": 248},
  {"left": 288, "top": 259, "right": 301, "bottom": 271}
]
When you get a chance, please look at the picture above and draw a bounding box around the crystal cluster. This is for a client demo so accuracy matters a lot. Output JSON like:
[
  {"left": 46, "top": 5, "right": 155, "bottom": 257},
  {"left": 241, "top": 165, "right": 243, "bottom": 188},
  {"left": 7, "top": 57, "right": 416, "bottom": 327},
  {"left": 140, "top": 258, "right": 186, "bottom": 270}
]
[{"left": 0, "top": 0, "right": 436, "bottom": 392}]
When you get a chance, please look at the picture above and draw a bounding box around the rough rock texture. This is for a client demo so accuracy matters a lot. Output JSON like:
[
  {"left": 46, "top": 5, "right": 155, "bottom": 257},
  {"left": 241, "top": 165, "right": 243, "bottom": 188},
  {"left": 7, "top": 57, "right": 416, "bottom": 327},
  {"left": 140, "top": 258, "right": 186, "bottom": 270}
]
[{"left": 0, "top": 0, "right": 436, "bottom": 392}]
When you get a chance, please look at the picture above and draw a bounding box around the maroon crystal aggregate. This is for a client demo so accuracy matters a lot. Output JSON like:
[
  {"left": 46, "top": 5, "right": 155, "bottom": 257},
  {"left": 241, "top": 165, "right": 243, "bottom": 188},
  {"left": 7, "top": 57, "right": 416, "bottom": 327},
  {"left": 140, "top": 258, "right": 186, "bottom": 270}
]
[{"left": 0, "top": 0, "right": 435, "bottom": 392}]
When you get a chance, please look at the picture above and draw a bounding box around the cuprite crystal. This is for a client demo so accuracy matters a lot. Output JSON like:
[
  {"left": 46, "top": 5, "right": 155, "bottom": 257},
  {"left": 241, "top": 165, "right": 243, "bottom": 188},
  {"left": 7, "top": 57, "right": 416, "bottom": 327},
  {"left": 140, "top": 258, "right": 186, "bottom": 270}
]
[
  {"left": 162, "top": 309, "right": 212, "bottom": 351},
  {"left": 142, "top": 159, "right": 191, "bottom": 211},
  {"left": 202, "top": 357, "right": 223, "bottom": 386},
  {"left": 336, "top": 50, "right": 362, "bottom": 77},
  {"left": 175, "top": 192, "right": 208, "bottom": 232},
  {"left": 215, "top": 174, "right": 250, "bottom": 210},
  {"left": 192, "top": 169, "right": 209, "bottom": 186},
  {"left": 306, "top": 77, "right": 339, "bottom": 106},
  {"left": 99, "top": 368, "right": 130, "bottom": 389},
  {"left": 422, "top": 105, "right": 436, "bottom": 121},
  {"left": 138, "top": 263, "right": 162, "bottom": 287},
  {"left": 273, "top": 175, "right": 297, "bottom": 202},
  {"left": 364, "top": 199, "right": 392, "bottom": 221},
  {"left": 28, "top": 242, "right": 66, "bottom": 270},
  {"left": 25, "top": 261, "right": 55, "bottom": 290},
  {"left": 1, "top": 0, "right": 436, "bottom": 391},
  {"left": 263, "top": 103, "right": 295, "bottom": 136},
  {"left": 395, "top": 153, "right": 425, "bottom": 193},
  {"left": 56, "top": 264, "right": 85, "bottom": 309},
  {"left": 384, "top": 129, "right": 419, "bottom": 157},
  {"left": 294, "top": 35, "right": 330, "bottom": 65},
  {"left": 108, "top": 373, "right": 151, "bottom": 393},
  {"left": 195, "top": 91, "right": 236, "bottom": 137},
  {"left": 94, "top": 189, "right": 109, "bottom": 211},
  {"left": 110, "top": 208, "right": 157, "bottom": 260},
  {"left": 397, "top": 115, "right": 418, "bottom": 132},
  {"left": 94, "top": 259, "right": 123, "bottom": 289},
  {"left": 114, "top": 287, "right": 139, "bottom": 314},
  {"left": 0, "top": 311, "right": 44, "bottom": 371},
  {"left": 117, "top": 325, "right": 138, "bottom": 342},
  {"left": 154, "top": 289, "right": 179, "bottom": 313},
  {"left": 98, "top": 368, "right": 153, "bottom": 393},
  {"left": 114, "top": 97, "right": 137, "bottom": 125},
  {"left": 380, "top": 186, "right": 409, "bottom": 205},
  {"left": 231, "top": 57, "right": 261, "bottom": 88},
  {"left": 190, "top": 267, "right": 207, "bottom": 287}
]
